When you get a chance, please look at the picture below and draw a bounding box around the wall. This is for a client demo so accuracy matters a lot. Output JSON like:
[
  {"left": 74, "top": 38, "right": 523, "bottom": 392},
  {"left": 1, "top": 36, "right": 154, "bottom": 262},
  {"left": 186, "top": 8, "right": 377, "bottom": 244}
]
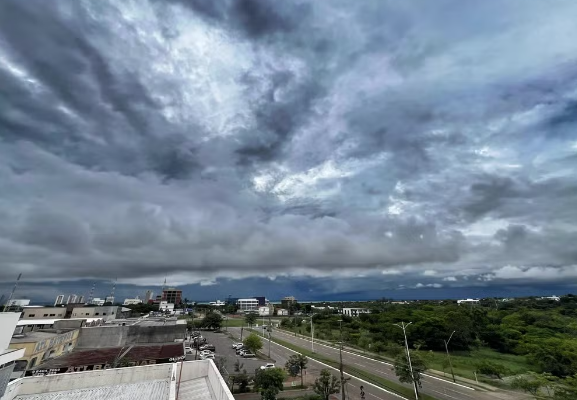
[
  {"left": 76, "top": 325, "right": 186, "bottom": 348},
  {"left": 206, "top": 360, "right": 235, "bottom": 400},
  {"left": 20, "top": 308, "right": 65, "bottom": 320},
  {"left": 71, "top": 306, "right": 120, "bottom": 321},
  {"left": 0, "top": 314, "right": 20, "bottom": 349}
]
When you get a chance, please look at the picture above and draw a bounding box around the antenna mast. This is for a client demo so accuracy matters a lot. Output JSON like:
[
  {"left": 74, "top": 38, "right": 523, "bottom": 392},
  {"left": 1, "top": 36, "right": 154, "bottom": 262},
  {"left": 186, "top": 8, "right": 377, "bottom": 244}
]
[{"left": 3, "top": 273, "right": 22, "bottom": 312}]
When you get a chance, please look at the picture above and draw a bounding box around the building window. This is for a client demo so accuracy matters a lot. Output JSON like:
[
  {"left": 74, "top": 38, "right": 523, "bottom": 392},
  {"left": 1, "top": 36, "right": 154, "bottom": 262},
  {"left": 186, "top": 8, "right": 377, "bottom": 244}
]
[
  {"left": 95, "top": 313, "right": 99, "bottom": 315},
  {"left": 58, "top": 314, "right": 62, "bottom": 316},
  {"left": 49, "top": 314, "right": 55, "bottom": 316},
  {"left": 103, "top": 313, "right": 107, "bottom": 315},
  {"left": 73, "top": 313, "right": 76, "bottom": 316},
  {"left": 29, "top": 314, "right": 35, "bottom": 317},
  {"left": 43, "top": 314, "right": 48, "bottom": 317},
  {"left": 85, "top": 313, "right": 89, "bottom": 316},
  {"left": 29, "top": 357, "right": 37, "bottom": 368}
]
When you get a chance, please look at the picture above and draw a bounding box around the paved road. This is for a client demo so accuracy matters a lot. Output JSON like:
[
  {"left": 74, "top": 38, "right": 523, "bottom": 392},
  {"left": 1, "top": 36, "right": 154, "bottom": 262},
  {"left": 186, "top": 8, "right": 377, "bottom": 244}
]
[
  {"left": 257, "top": 327, "right": 529, "bottom": 400},
  {"left": 228, "top": 327, "right": 413, "bottom": 400}
]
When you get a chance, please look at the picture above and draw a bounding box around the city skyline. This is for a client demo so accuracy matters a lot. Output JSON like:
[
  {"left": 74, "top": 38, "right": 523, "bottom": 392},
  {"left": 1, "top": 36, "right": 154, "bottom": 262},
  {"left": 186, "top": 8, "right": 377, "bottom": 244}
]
[{"left": 1, "top": 1, "right": 576, "bottom": 299}]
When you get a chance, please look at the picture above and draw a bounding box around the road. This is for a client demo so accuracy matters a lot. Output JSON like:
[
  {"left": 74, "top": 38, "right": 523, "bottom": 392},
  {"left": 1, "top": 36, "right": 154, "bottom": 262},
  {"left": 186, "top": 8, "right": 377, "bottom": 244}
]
[{"left": 237, "top": 327, "right": 529, "bottom": 400}]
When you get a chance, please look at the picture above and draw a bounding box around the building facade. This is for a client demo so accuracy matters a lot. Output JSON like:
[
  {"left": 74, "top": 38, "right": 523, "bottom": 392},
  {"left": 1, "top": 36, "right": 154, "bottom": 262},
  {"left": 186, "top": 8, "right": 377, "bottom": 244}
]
[
  {"left": 341, "top": 308, "right": 370, "bottom": 317},
  {"left": 9, "top": 329, "right": 80, "bottom": 380},
  {"left": 161, "top": 288, "right": 182, "bottom": 305},
  {"left": 144, "top": 290, "right": 154, "bottom": 302},
  {"left": 237, "top": 298, "right": 259, "bottom": 312},
  {"left": 54, "top": 295, "right": 65, "bottom": 306},
  {"left": 20, "top": 307, "right": 66, "bottom": 320},
  {"left": 0, "top": 313, "right": 26, "bottom": 397},
  {"left": 123, "top": 298, "right": 143, "bottom": 305},
  {"left": 71, "top": 306, "right": 121, "bottom": 321},
  {"left": 280, "top": 296, "right": 297, "bottom": 309}
]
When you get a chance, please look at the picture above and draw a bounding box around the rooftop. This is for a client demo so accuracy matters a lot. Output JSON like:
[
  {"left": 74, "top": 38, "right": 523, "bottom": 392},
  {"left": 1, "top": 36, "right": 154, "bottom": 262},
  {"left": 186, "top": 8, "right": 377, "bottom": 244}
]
[
  {"left": 32, "top": 343, "right": 184, "bottom": 370},
  {"left": 10, "top": 331, "right": 60, "bottom": 344},
  {"left": 4, "top": 360, "right": 232, "bottom": 400}
]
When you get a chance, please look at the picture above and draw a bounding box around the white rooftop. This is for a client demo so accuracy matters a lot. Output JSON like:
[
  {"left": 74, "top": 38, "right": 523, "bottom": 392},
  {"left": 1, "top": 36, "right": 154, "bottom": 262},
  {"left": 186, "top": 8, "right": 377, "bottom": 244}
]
[{"left": 3, "top": 360, "right": 232, "bottom": 400}]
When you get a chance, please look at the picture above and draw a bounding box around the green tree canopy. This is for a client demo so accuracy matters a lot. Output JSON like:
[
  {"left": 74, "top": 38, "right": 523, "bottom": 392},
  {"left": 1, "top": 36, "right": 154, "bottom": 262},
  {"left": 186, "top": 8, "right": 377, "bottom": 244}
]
[
  {"left": 254, "top": 368, "right": 286, "bottom": 400},
  {"left": 313, "top": 369, "right": 340, "bottom": 400},
  {"left": 243, "top": 333, "right": 263, "bottom": 354},
  {"left": 393, "top": 350, "right": 429, "bottom": 388},
  {"left": 285, "top": 354, "right": 308, "bottom": 387},
  {"left": 202, "top": 311, "right": 223, "bottom": 329},
  {"left": 245, "top": 312, "right": 258, "bottom": 327}
]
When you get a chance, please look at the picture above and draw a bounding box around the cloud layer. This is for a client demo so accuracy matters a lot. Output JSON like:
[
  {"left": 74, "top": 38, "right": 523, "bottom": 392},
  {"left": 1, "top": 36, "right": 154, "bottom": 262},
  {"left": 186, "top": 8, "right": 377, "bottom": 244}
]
[{"left": 1, "top": 0, "right": 577, "bottom": 296}]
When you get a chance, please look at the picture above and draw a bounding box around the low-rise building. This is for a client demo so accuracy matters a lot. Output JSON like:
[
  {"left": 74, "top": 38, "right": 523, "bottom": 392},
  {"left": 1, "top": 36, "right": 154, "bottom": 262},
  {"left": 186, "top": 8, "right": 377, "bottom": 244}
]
[
  {"left": 276, "top": 308, "right": 289, "bottom": 316},
  {"left": 258, "top": 306, "right": 273, "bottom": 316},
  {"left": 71, "top": 306, "right": 122, "bottom": 321},
  {"left": 89, "top": 297, "right": 106, "bottom": 306},
  {"left": 159, "top": 302, "right": 175, "bottom": 313},
  {"left": 20, "top": 307, "right": 66, "bottom": 320},
  {"left": 124, "top": 297, "right": 143, "bottom": 305},
  {"left": 9, "top": 328, "right": 80, "bottom": 380},
  {"left": 0, "top": 313, "right": 26, "bottom": 397},
  {"left": 457, "top": 298, "right": 480, "bottom": 305},
  {"left": 539, "top": 295, "right": 560, "bottom": 301},
  {"left": 341, "top": 308, "right": 370, "bottom": 317},
  {"left": 3, "top": 359, "right": 233, "bottom": 400},
  {"left": 280, "top": 296, "right": 297, "bottom": 309},
  {"left": 6, "top": 300, "right": 30, "bottom": 308},
  {"left": 15, "top": 318, "right": 102, "bottom": 334},
  {"left": 237, "top": 298, "right": 259, "bottom": 312}
]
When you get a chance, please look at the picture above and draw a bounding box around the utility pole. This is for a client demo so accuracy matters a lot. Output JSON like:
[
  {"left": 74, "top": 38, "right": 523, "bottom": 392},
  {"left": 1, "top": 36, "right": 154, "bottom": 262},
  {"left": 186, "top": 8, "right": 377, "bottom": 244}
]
[
  {"left": 338, "top": 320, "right": 346, "bottom": 400},
  {"left": 310, "top": 313, "right": 315, "bottom": 353},
  {"left": 444, "top": 331, "right": 456, "bottom": 383},
  {"left": 268, "top": 314, "right": 272, "bottom": 358},
  {"left": 394, "top": 322, "right": 419, "bottom": 400}
]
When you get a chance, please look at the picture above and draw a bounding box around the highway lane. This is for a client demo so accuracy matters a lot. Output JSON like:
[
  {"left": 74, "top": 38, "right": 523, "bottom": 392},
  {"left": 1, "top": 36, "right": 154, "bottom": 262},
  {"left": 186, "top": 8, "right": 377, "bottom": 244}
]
[
  {"left": 267, "top": 328, "right": 513, "bottom": 400},
  {"left": 228, "top": 327, "right": 405, "bottom": 400}
]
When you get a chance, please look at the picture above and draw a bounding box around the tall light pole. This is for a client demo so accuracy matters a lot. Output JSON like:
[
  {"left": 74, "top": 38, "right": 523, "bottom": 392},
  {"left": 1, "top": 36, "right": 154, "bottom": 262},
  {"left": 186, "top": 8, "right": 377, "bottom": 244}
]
[
  {"left": 444, "top": 331, "right": 456, "bottom": 383},
  {"left": 394, "top": 322, "right": 419, "bottom": 400},
  {"left": 310, "top": 313, "right": 315, "bottom": 353},
  {"left": 268, "top": 314, "right": 272, "bottom": 358},
  {"left": 338, "top": 320, "right": 346, "bottom": 400}
]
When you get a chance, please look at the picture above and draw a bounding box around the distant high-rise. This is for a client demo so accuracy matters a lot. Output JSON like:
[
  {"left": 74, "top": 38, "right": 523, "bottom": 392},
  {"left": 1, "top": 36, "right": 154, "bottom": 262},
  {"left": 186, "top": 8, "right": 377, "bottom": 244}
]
[
  {"left": 161, "top": 288, "right": 182, "bottom": 305},
  {"left": 144, "top": 290, "right": 154, "bottom": 302},
  {"left": 54, "top": 295, "right": 65, "bottom": 306},
  {"left": 66, "top": 294, "right": 78, "bottom": 304},
  {"left": 78, "top": 295, "right": 85, "bottom": 304}
]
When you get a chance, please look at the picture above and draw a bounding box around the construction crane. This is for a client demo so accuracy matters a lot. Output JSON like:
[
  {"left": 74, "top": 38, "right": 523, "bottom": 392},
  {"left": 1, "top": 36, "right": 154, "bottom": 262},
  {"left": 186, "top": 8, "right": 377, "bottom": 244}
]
[{"left": 3, "top": 273, "right": 22, "bottom": 312}]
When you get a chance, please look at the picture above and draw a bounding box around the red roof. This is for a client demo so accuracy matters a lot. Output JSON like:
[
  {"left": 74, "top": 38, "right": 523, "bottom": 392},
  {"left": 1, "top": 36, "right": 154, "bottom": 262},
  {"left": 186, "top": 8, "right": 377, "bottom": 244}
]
[{"left": 35, "top": 343, "right": 184, "bottom": 369}]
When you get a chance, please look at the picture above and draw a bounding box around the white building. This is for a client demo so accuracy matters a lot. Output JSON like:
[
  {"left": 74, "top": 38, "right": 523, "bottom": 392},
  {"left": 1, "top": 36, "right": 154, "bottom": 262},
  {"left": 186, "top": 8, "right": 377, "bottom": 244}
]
[
  {"left": 0, "top": 313, "right": 26, "bottom": 397},
  {"left": 123, "top": 297, "right": 143, "bottom": 305},
  {"left": 105, "top": 296, "right": 115, "bottom": 304},
  {"left": 276, "top": 309, "right": 289, "bottom": 316},
  {"left": 258, "top": 306, "right": 273, "bottom": 316},
  {"left": 341, "top": 308, "right": 370, "bottom": 317},
  {"left": 159, "top": 301, "right": 175, "bottom": 312},
  {"left": 54, "top": 295, "right": 65, "bottom": 306},
  {"left": 209, "top": 300, "right": 225, "bottom": 306},
  {"left": 66, "top": 295, "right": 78, "bottom": 305},
  {"left": 457, "top": 299, "right": 480, "bottom": 305},
  {"left": 237, "top": 298, "right": 259, "bottom": 312},
  {"left": 3, "top": 359, "right": 234, "bottom": 400},
  {"left": 7, "top": 299, "right": 30, "bottom": 307},
  {"left": 71, "top": 306, "right": 121, "bottom": 321},
  {"left": 539, "top": 296, "right": 560, "bottom": 301},
  {"left": 89, "top": 298, "right": 105, "bottom": 306}
]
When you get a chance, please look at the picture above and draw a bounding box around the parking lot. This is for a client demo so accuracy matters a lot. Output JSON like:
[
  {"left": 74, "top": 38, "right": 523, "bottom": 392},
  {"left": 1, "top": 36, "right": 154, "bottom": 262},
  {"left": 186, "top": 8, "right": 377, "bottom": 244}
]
[{"left": 187, "top": 330, "right": 280, "bottom": 378}]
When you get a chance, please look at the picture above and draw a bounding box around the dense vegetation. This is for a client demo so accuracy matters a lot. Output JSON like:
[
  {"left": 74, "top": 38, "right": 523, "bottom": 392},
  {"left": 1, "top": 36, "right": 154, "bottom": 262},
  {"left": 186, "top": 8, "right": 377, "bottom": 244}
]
[{"left": 281, "top": 295, "right": 577, "bottom": 396}]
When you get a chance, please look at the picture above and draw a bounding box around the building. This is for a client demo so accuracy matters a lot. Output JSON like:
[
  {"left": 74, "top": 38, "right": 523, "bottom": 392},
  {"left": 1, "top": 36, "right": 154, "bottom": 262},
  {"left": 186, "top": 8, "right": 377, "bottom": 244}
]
[
  {"left": 89, "top": 297, "right": 105, "bottom": 306},
  {"left": 159, "top": 302, "right": 175, "bottom": 313},
  {"left": 281, "top": 296, "right": 297, "bottom": 309},
  {"left": 539, "top": 295, "right": 560, "bottom": 301},
  {"left": 4, "top": 359, "right": 233, "bottom": 400},
  {"left": 105, "top": 295, "right": 115, "bottom": 304},
  {"left": 77, "top": 296, "right": 85, "bottom": 304},
  {"left": 237, "top": 298, "right": 259, "bottom": 312},
  {"left": 20, "top": 307, "right": 66, "bottom": 320},
  {"left": 65, "top": 295, "right": 78, "bottom": 305},
  {"left": 341, "top": 308, "right": 370, "bottom": 317},
  {"left": 54, "top": 295, "right": 65, "bottom": 306},
  {"left": 162, "top": 288, "right": 182, "bottom": 305},
  {"left": 457, "top": 299, "right": 480, "bottom": 305},
  {"left": 15, "top": 318, "right": 101, "bottom": 335},
  {"left": 6, "top": 300, "right": 30, "bottom": 308},
  {"left": 0, "top": 313, "right": 26, "bottom": 397},
  {"left": 70, "top": 306, "right": 122, "bottom": 321},
  {"left": 9, "top": 328, "right": 80, "bottom": 380},
  {"left": 258, "top": 306, "right": 273, "bottom": 316},
  {"left": 144, "top": 290, "right": 154, "bottom": 302},
  {"left": 209, "top": 300, "right": 225, "bottom": 306},
  {"left": 124, "top": 297, "right": 143, "bottom": 305},
  {"left": 276, "top": 308, "right": 289, "bottom": 316}
]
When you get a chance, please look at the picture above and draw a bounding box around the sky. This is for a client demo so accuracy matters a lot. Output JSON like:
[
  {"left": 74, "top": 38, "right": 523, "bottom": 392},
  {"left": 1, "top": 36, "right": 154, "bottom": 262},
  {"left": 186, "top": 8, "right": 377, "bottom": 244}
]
[{"left": 1, "top": 0, "right": 577, "bottom": 304}]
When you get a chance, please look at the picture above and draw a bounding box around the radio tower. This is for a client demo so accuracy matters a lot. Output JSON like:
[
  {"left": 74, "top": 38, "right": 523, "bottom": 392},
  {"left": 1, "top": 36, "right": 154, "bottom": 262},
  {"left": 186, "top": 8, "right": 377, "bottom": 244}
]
[
  {"left": 3, "top": 273, "right": 22, "bottom": 312},
  {"left": 87, "top": 282, "right": 96, "bottom": 305}
]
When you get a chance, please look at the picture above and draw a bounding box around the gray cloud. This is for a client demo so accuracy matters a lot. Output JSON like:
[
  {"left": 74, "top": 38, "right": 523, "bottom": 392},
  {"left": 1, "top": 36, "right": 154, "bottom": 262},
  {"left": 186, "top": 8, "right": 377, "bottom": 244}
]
[{"left": 1, "top": 0, "right": 577, "bottom": 292}]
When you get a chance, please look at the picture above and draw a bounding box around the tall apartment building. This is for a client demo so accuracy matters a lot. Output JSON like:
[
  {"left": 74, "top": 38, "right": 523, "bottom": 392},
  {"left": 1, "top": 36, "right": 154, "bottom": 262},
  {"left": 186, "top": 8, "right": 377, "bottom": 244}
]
[
  {"left": 66, "top": 295, "right": 78, "bottom": 305},
  {"left": 54, "top": 295, "right": 65, "bottom": 306},
  {"left": 237, "top": 298, "right": 259, "bottom": 312},
  {"left": 144, "top": 290, "right": 154, "bottom": 302},
  {"left": 161, "top": 288, "right": 182, "bottom": 305}
]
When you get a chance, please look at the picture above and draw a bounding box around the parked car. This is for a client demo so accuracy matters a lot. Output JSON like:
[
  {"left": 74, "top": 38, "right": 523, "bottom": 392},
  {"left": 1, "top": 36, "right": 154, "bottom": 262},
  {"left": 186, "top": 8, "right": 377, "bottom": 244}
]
[
  {"left": 199, "top": 350, "right": 213, "bottom": 356},
  {"left": 236, "top": 348, "right": 246, "bottom": 355},
  {"left": 242, "top": 351, "right": 255, "bottom": 358},
  {"left": 260, "top": 363, "right": 275, "bottom": 370},
  {"left": 200, "top": 353, "right": 215, "bottom": 360},
  {"left": 184, "top": 346, "right": 193, "bottom": 354},
  {"left": 232, "top": 343, "right": 243, "bottom": 349},
  {"left": 200, "top": 344, "right": 215, "bottom": 351}
]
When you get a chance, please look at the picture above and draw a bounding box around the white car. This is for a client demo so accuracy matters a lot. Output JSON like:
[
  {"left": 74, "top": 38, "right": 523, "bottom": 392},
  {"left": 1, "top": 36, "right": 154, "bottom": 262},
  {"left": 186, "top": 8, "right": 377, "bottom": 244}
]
[
  {"left": 200, "top": 350, "right": 213, "bottom": 356},
  {"left": 232, "top": 343, "right": 243, "bottom": 349},
  {"left": 260, "top": 363, "right": 275, "bottom": 370},
  {"left": 200, "top": 353, "right": 215, "bottom": 360},
  {"left": 184, "top": 347, "right": 193, "bottom": 354}
]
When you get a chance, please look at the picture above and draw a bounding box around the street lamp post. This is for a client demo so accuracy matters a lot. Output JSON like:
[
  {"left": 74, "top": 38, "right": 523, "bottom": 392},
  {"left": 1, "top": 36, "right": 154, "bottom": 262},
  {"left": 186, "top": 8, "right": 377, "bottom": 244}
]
[
  {"left": 394, "top": 322, "right": 419, "bottom": 400},
  {"left": 310, "top": 314, "right": 315, "bottom": 353},
  {"left": 338, "top": 320, "right": 346, "bottom": 400},
  {"left": 268, "top": 314, "right": 272, "bottom": 358},
  {"left": 444, "top": 331, "right": 456, "bottom": 383}
]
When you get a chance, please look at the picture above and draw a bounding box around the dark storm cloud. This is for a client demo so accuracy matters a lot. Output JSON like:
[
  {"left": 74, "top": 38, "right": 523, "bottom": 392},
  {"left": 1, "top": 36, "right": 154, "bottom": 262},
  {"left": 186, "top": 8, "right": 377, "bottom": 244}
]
[{"left": 1, "top": 0, "right": 577, "bottom": 294}]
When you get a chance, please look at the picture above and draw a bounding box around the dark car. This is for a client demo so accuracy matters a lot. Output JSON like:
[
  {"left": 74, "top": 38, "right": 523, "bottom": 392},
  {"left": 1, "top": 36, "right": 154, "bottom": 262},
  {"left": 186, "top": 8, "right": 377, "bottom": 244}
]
[
  {"left": 200, "top": 344, "right": 215, "bottom": 351},
  {"left": 235, "top": 347, "right": 245, "bottom": 355}
]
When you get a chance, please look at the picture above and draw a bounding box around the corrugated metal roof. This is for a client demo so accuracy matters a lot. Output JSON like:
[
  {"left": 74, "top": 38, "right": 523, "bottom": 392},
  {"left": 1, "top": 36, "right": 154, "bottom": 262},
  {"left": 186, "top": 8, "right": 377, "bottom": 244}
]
[
  {"left": 13, "top": 379, "right": 170, "bottom": 400},
  {"left": 33, "top": 343, "right": 184, "bottom": 369}
]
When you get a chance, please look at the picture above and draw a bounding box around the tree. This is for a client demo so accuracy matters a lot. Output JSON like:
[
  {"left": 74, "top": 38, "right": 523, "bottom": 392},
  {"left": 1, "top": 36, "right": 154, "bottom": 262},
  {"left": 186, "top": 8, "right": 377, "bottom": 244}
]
[
  {"left": 393, "top": 350, "right": 428, "bottom": 388},
  {"left": 245, "top": 312, "right": 258, "bottom": 327},
  {"left": 313, "top": 369, "right": 340, "bottom": 400},
  {"left": 214, "top": 356, "right": 227, "bottom": 375},
  {"left": 244, "top": 333, "right": 263, "bottom": 353},
  {"left": 203, "top": 311, "right": 223, "bottom": 329},
  {"left": 511, "top": 374, "right": 544, "bottom": 396},
  {"left": 254, "top": 368, "right": 286, "bottom": 400},
  {"left": 285, "top": 354, "right": 308, "bottom": 387},
  {"left": 476, "top": 361, "right": 508, "bottom": 380}
]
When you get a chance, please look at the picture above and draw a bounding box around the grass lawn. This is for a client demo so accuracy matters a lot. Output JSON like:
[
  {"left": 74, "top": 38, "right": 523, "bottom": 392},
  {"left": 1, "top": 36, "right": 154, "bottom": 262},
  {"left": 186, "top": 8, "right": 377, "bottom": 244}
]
[{"left": 427, "top": 348, "right": 535, "bottom": 381}]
